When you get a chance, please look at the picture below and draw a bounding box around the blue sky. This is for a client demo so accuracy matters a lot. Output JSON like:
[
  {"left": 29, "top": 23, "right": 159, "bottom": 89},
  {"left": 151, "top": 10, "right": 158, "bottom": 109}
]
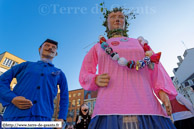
[{"left": 1, "top": 0, "right": 194, "bottom": 91}]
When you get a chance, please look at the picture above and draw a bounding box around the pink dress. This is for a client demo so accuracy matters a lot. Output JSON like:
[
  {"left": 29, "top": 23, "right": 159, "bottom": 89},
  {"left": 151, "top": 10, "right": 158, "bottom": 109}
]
[{"left": 79, "top": 37, "right": 177, "bottom": 119}]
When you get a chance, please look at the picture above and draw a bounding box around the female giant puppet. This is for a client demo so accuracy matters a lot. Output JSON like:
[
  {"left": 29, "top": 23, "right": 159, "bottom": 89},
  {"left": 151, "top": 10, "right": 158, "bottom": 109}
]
[{"left": 79, "top": 7, "right": 177, "bottom": 129}]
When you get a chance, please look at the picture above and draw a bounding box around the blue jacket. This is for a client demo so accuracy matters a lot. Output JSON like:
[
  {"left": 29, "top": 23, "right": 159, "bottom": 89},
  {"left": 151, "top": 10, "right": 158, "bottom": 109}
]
[{"left": 0, "top": 61, "right": 69, "bottom": 120}]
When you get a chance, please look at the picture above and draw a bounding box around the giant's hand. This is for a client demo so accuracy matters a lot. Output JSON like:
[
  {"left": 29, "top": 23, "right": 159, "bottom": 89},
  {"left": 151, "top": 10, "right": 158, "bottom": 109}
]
[
  {"left": 159, "top": 91, "right": 172, "bottom": 116},
  {"left": 95, "top": 73, "right": 110, "bottom": 87},
  {"left": 11, "top": 96, "right": 33, "bottom": 109}
]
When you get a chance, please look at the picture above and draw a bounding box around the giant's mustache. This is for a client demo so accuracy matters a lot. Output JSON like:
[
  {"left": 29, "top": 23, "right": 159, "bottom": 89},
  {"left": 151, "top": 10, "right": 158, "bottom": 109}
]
[{"left": 44, "top": 48, "right": 54, "bottom": 53}]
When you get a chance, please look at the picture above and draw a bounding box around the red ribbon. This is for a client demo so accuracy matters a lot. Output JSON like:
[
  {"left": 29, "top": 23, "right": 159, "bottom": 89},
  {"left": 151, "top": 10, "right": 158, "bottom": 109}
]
[{"left": 150, "top": 52, "right": 161, "bottom": 64}]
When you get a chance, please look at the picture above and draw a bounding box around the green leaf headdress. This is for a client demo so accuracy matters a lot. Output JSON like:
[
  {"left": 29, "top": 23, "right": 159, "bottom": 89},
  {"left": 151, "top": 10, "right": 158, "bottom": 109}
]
[{"left": 100, "top": 2, "right": 137, "bottom": 38}]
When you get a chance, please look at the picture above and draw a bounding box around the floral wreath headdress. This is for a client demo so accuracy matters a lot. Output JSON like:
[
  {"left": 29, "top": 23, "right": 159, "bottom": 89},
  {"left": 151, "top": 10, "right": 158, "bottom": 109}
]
[{"left": 99, "top": 2, "right": 137, "bottom": 38}]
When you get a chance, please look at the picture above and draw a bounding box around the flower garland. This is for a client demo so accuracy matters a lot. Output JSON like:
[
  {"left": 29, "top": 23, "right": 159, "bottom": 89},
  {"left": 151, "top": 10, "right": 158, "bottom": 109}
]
[{"left": 98, "top": 35, "right": 161, "bottom": 70}]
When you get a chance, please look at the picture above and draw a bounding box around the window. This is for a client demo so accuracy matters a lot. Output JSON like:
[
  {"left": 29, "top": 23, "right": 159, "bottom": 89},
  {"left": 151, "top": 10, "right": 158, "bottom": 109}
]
[
  {"left": 77, "top": 99, "right": 80, "bottom": 106},
  {"left": 185, "top": 82, "right": 189, "bottom": 86},
  {"left": 3, "top": 58, "right": 9, "bottom": 65},
  {"left": 2, "top": 58, "right": 14, "bottom": 67},
  {"left": 69, "top": 101, "right": 71, "bottom": 108},
  {"left": 13, "top": 62, "right": 18, "bottom": 66},
  {"left": 93, "top": 101, "right": 96, "bottom": 107},
  {"left": 69, "top": 94, "right": 71, "bottom": 98},
  {"left": 67, "top": 110, "right": 71, "bottom": 118},
  {"left": 54, "top": 103, "right": 57, "bottom": 108},
  {"left": 70, "top": 109, "right": 75, "bottom": 118},
  {"left": 11, "top": 62, "right": 18, "bottom": 67},
  {"left": 175, "top": 79, "right": 179, "bottom": 85},
  {"left": 87, "top": 102, "right": 91, "bottom": 108},
  {"left": 7, "top": 59, "right": 12, "bottom": 67},
  {"left": 72, "top": 100, "right": 75, "bottom": 107},
  {"left": 0, "top": 71, "right": 3, "bottom": 76},
  {"left": 76, "top": 108, "right": 79, "bottom": 115},
  {"left": 73, "top": 93, "right": 76, "bottom": 97},
  {"left": 7, "top": 60, "right": 13, "bottom": 67},
  {"left": 88, "top": 94, "right": 91, "bottom": 99},
  {"left": 78, "top": 93, "right": 81, "bottom": 96}
]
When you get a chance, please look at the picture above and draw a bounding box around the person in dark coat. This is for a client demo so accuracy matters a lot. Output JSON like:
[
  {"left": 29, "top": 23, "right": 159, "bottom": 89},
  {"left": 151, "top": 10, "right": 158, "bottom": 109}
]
[{"left": 75, "top": 103, "right": 91, "bottom": 129}]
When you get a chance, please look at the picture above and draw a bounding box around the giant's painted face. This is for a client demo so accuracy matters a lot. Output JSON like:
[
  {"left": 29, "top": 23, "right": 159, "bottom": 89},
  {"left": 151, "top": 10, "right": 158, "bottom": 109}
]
[
  {"left": 107, "top": 11, "right": 125, "bottom": 31},
  {"left": 39, "top": 42, "right": 57, "bottom": 59}
]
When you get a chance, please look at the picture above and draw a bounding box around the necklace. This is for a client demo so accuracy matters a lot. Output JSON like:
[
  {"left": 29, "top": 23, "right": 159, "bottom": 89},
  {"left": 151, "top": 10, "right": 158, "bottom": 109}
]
[{"left": 99, "top": 35, "right": 161, "bottom": 70}]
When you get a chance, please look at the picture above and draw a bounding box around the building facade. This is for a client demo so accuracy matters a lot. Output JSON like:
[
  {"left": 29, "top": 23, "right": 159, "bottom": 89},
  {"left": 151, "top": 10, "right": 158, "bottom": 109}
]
[
  {"left": 0, "top": 51, "right": 25, "bottom": 114},
  {"left": 53, "top": 86, "right": 61, "bottom": 120},
  {"left": 66, "top": 89, "right": 85, "bottom": 124},
  {"left": 54, "top": 89, "right": 98, "bottom": 124},
  {"left": 84, "top": 90, "right": 97, "bottom": 116},
  {"left": 172, "top": 48, "right": 194, "bottom": 104}
]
